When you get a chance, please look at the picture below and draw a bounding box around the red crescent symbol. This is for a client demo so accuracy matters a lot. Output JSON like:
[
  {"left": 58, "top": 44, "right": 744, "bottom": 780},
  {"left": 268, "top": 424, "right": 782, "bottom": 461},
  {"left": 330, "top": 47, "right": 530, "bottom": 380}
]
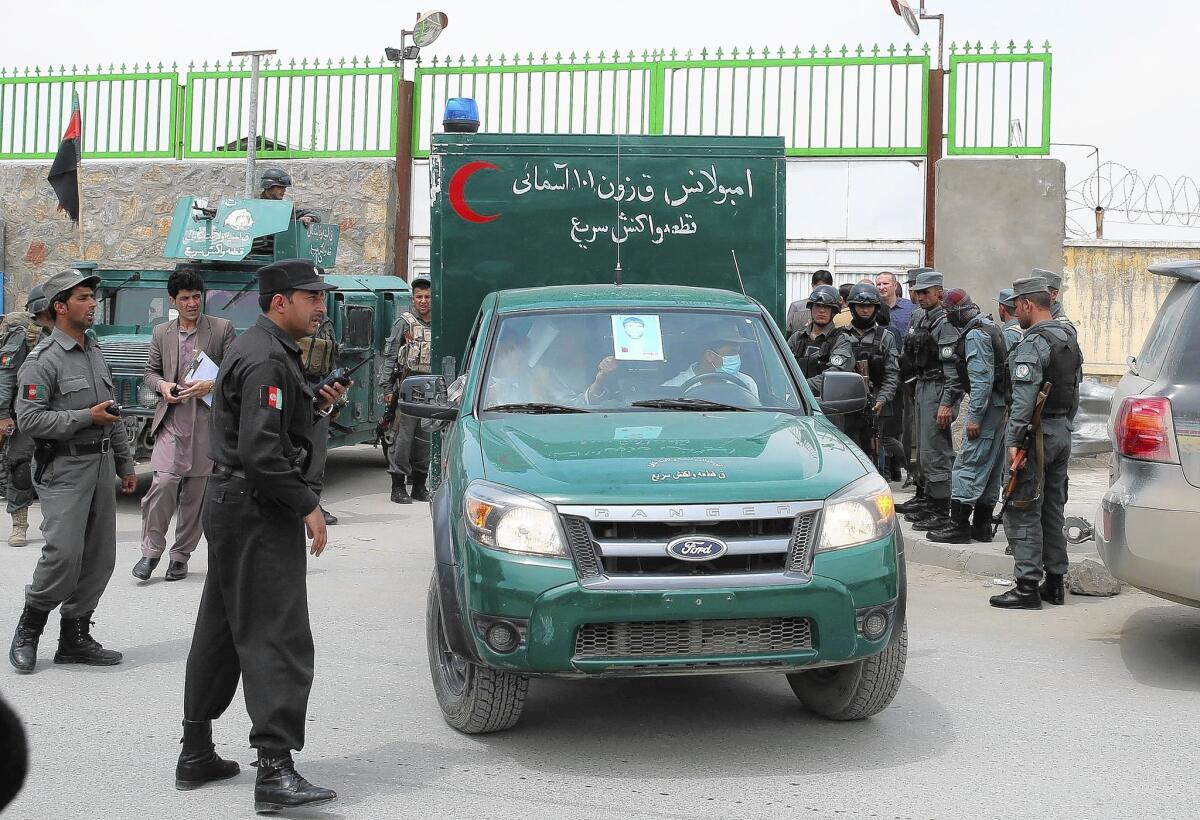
[{"left": 448, "top": 161, "right": 500, "bottom": 223}]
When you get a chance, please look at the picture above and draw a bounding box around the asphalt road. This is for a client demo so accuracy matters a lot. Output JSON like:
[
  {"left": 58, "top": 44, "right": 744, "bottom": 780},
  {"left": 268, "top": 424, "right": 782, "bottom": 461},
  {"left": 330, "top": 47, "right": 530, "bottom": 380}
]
[{"left": 2, "top": 446, "right": 1198, "bottom": 819}]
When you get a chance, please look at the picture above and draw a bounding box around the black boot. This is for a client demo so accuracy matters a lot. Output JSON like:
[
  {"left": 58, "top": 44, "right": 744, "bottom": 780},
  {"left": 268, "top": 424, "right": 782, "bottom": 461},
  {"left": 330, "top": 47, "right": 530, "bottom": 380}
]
[
  {"left": 971, "top": 503, "right": 995, "bottom": 543},
  {"left": 989, "top": 579, "right": 1042, "bottom": 609},
  {"left": 254, "top": 751, "right": 337, "bottom": 814},
  {"left": 894, "top": 487, "right": 928, "bottom": 514},
  {"left": 410, "top": 472, "right": 429, "bottom": 503},
  {"left": 389, "top": 474, "right": 411, "bottom": 505},
  {"left": 132, "top": 556, "right": 160, "bottom": 580},
  {"left": 1039, "top": 572, "right": 1066, "bottom": 606},
  {"left": 9, "top": 605, "right": 49, "bottom": 673},
  {"left": 54, "top": 613, "right": 122, "bottom": 666},
  {"left": 175, "top": 719, "right": 240, "bottom": 790},
  {"left": 320, "top": 506, "right": 338, "bottom": 525},
  {"left": 910, "top": 498, "right": 950, "bottom": 531},
  {"left": 928, "top": 501, "right": 974, "bottom": 544}
]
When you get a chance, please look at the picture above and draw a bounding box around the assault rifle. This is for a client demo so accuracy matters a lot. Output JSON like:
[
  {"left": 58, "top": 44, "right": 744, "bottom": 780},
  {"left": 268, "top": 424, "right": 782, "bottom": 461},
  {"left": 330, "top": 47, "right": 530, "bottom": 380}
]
[
  {"left": 992, "top": 382, "right": 1052, "bottom": 536},
  {"left": 373, "top": 369, "right": 402, "bottom": 448}
]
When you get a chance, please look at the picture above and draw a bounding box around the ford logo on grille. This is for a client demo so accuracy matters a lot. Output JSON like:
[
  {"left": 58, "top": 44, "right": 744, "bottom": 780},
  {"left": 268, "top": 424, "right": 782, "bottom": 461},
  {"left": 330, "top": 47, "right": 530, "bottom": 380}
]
[{"left": 666, "top": 535, "right": 728, "bottom": 562}]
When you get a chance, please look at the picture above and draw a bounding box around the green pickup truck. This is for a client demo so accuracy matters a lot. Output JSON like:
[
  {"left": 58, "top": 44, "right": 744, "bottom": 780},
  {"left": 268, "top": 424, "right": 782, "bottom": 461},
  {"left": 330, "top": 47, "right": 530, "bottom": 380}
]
[{"left": 401, "top": 133, "right": 906, "bottom": 733}]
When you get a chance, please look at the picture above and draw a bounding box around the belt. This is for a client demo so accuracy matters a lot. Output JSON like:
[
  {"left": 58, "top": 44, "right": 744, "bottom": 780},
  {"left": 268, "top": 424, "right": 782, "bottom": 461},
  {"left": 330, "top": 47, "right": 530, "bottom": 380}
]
[
  {"left": 212, "top": 463, "right": 248, "bottom": 480},
  {"left": 1041, "top": 411, "right": 1070, "bottom": 419},
  {"left": 54, "top": 438, "right": 111, "bottom": 456},
  {"left": 916, "top": 374, "right": 944, "bottom": 382}
]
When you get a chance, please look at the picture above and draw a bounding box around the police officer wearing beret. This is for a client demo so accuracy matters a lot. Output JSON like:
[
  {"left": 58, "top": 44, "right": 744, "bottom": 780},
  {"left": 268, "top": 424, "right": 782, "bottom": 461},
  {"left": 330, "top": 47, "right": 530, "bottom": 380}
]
[
  {"left": 990, "top": 275, "right": 1083, "bottom": 610},
  {"left": 175, "top": 259, "right": 346, "bottom": 812},
  {"left": 0, "top": 284, "right": 54, "bottom": 548},
  {"left": 8, "top": 270, "right": 137, "bottom": 673}
]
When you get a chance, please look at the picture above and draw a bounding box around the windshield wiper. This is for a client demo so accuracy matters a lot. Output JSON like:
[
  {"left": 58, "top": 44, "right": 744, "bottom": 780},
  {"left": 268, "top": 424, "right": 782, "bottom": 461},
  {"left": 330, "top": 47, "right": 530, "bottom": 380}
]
[
  {"left": 221, "top": 280, "right": 257, "bottom": 311},
  {"left": 631, "top": 398, "right": 748, "bottom": 412},
  {"left": 483, "top": 402, "right": 590, "bottom": 414}
]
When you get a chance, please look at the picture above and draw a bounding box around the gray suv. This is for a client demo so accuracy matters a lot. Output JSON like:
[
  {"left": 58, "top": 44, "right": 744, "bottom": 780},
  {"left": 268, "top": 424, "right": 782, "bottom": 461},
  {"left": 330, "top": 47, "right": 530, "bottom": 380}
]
[{"left": 1096, "top": 260, "right": 1200, "bottom": 607}]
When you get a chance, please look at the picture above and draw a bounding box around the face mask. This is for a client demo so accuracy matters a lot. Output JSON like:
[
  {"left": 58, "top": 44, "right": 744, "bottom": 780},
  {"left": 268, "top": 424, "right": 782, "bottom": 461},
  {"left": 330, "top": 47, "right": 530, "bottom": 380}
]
[
  {"left": 851, "top": 311, "right": 876, "bottom": 330},
  {"left": 719, "top": 354, "right": 742, "bottom": 375}
]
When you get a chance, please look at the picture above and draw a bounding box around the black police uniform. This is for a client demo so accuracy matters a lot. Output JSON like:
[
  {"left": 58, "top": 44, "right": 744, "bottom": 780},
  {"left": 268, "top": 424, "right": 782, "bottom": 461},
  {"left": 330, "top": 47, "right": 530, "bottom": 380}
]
[{"left": 183, "top": 265, "right": 333, "bottom": 755}]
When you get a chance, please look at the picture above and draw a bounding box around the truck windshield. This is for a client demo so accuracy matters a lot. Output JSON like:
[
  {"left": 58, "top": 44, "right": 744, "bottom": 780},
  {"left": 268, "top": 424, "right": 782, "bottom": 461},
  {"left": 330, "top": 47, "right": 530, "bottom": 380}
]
[
  {"left": 111, "top": 288, "right": 172, "bottom": 327},
  {"left": 204, "top": 287, "right": 262, "bottom": 331},
  {"left": 481, "top": 310, "right": 803, "bottom": 412}
]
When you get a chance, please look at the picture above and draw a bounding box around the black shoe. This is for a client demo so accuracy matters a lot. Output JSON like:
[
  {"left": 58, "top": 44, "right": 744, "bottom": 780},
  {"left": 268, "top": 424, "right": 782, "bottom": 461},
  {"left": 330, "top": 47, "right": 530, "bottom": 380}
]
[
  {"left": 254, "top": 751, "right": 337, "bottom": 814},
  {"left": 894, "top": 494, "right": 929, "bottom": 515},
  {"left": 990, "top": 579, "right": 1042, "bottom": 609},
  {"left": 9, "top": 605, "right": 49, "bottom": 673},
  {"left": 971, "top": 503, "right": 995, "bottom": 543},
  {"left": 320, "top": 506, "right": 338, "bottom": 526},
  {"left": 1039, "top": 572, "right": 1066, "bottom": 605},
  {"left": 909, "top": 498, "right": 949, "bottom": 531},
  {"left": 928, "top": 500, "right": 974, "bottom": 544},
  {"left": 390, "top": 474, "right": 411, "bottom": 505},
  {"left": 410, "top": 473, "right": 429, "bottom": 503},
  {"left": 54, "top": 614, "right": 122, "bottom": 666},
  {"left": 176, "top": 719, "right": 240, "bottom": 790},
  {"left": 165, "top": 560, "right": 189, "bottom": 581},
  {"left": 132, "top": 556, "right": 160, "bottom": 580}
]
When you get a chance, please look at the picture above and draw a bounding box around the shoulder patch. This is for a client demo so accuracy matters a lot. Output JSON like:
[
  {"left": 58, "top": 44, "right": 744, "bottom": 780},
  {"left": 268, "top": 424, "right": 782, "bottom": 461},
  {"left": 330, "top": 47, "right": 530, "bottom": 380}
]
[
  {"left": 829, "top": 354, "right": 847, "bottom": 367},
  {"left": 22, "top": 384, "right": 47, "bottom": 401},
  {"left": 1013, "top": 362, "right": 1034, "bottom": 382},
  {"left": 940, "top": 345, "right": 954, "bottom": 358},
  {"left": 259, "top": 385, "right": 284, "bottom": 410}
]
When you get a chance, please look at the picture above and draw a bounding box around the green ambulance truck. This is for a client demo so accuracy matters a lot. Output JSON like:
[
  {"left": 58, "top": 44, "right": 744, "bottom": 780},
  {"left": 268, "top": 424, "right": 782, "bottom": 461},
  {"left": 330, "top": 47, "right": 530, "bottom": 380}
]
[{"left": 401, "top": 133, "right": 906, "bottom": 733}]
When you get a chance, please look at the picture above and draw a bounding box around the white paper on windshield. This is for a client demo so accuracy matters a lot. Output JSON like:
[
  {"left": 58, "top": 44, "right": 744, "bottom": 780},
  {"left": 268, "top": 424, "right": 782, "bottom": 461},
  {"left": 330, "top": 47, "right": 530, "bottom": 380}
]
[
  {"left": 189, "top": 351, "right": 220, "bottom": 406},
  {"left": 611, "top": 314, "right": 664, "bottom": 361}
]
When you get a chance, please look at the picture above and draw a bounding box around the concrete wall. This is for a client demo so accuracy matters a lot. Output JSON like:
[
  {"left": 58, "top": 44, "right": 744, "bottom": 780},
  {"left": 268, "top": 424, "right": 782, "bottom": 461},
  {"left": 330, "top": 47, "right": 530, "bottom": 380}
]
[
  {"left": 1063, "top": 241, "right": 1200, "bottom": 376},
  {"left": 933, "top": 158, "right": 1066, "bottom": 302},
  {"left": 0, "top": 159, "right": 397, "bottom": 309}
]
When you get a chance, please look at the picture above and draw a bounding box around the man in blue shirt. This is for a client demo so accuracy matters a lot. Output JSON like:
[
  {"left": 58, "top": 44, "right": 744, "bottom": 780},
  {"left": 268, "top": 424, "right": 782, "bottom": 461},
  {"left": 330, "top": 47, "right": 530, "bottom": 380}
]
[{"left": 876, "top": 271, "right": 915, "bottom": 339}]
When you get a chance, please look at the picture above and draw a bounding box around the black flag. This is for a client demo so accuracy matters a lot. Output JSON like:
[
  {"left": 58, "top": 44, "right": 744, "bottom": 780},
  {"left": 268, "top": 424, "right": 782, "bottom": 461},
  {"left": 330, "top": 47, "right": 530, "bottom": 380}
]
[{"left": 47, "top": 91, "right": 81, "bottom": 222}]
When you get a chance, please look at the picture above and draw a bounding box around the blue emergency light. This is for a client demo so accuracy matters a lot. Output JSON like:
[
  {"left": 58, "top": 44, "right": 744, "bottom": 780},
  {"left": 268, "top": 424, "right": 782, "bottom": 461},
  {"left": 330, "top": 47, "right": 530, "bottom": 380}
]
[{"left": 443, "top": 97, "right": 480, "bottom": 133}]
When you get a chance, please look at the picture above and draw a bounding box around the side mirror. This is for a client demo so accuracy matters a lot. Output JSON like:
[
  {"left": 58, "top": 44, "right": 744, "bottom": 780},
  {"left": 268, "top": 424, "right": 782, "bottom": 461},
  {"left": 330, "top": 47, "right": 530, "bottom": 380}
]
[
  {"left": 399, "top": 375, "right": 458, "bottom": 420},
  {"left": 817, "top": 371, "right": 869, "bottom": 415}
]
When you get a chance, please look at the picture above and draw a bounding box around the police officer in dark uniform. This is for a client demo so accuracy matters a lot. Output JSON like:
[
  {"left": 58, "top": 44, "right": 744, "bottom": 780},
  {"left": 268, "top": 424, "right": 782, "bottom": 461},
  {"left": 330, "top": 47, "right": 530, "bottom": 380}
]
[
  {"left": 990, "top": 275, "right": 1083, "bottom": 610},
  {"left": 787, "top": 284, "right": 854, "bottom": 395},
  {"left": 252, "top": 169, "right": 321, "bottom": 256},
  {"left": 175, "top": 259, "right": 346, "bottom": 812},
  {"left": 841, "top": 283, "right": 900, "bottom": 472}
]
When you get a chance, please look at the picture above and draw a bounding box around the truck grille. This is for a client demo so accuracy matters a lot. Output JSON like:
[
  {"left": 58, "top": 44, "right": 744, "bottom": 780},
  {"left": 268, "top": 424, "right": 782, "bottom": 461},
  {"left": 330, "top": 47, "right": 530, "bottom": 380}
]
[
  {"left": 97, "top": 339, "right": 150, "bottom": 376},
  {"left": 574, "top": 617, "right": 813, "bottom": 659}
]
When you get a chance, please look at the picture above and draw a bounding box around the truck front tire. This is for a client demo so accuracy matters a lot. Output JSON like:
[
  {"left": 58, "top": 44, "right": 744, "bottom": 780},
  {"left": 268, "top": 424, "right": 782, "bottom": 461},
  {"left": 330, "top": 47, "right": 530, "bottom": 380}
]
[
  {"left": 426, "top": 574, "right": 528, "bottom": 734},
  {"left": 785, "top": 620, "right": 907, "bottom": 720}
]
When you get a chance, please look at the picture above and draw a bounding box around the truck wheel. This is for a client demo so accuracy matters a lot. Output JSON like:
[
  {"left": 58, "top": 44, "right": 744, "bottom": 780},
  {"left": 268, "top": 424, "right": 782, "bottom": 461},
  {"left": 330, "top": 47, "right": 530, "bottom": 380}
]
[
  {"left": 786, "top": 620, "right": 907, "bottom": 721},
  {"left": 426, "top": 575, "right": 528, "bottom": 734}
]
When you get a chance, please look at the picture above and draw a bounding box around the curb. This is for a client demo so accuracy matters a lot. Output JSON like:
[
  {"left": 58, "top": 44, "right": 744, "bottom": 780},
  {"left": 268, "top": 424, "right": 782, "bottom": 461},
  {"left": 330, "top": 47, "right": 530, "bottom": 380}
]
[{"left": 902, "top": 522, "right": 1102, "bottom": 578}]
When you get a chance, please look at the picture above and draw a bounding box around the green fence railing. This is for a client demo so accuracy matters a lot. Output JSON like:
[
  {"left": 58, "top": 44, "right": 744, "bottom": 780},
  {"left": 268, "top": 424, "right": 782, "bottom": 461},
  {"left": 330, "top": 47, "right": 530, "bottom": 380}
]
[
  {"left": 182, "top": 57, "right": 398, "bottom": 158},
  {"left": 946, "top": 41, "right": 1052, "bottom": 155},
  {"left": 413, "top": 45, "right": 931, "bottom": 158},
  {"left": 0, "top": 64, "right": 179, "bottom": 159}
]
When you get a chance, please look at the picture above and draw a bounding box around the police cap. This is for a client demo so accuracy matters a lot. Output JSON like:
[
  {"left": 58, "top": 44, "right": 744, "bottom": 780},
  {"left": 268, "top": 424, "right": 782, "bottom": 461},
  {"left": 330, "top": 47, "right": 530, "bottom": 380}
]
[
  {"left": 1032, "top": 267, "right": 1063, "bottom": 291},
  {"left": 906, "top": 266, "right": 935, "bottom": 286},
  {"left": 998, "top": 288, "right": 1017, "bottom": 311},
  {"left": 910, "top": 270, "right": 944, "bottom": 292},
  {"left": 43, "top": 269, "right": 102, "bottom": 304},
  {"left": 257, "top": 258, "right": 337, "bottom": 295},
  {"left": 1012, "top": 276, "right": 1049, "bottom": 298}
]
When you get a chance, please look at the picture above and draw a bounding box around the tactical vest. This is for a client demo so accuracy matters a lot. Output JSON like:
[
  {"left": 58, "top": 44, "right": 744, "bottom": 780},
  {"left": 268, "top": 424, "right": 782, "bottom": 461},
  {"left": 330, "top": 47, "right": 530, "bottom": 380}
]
[
  {"left": 0, "top": 312, "right": 40, "bottom": 351},
  {"left": 401, "top": 312, "right": 432, "bottom": 375},
  {"left": 1022, "top": 323, "right": 1083, "bottom": 417},
  {"left": 790, "top": 329, "right": 839, "bottom": 380},
  {"left": 904, "top": 307, "right": 945, "bottom": 380},
  {"left": 850, "top": 327, "right": 887, "bottom": 390},
  {"left": 298, "top": 329, "right": 337, "bottom": 380},
  {"left": 953, "top": 318, "right": 1010, "bottom": 402}
]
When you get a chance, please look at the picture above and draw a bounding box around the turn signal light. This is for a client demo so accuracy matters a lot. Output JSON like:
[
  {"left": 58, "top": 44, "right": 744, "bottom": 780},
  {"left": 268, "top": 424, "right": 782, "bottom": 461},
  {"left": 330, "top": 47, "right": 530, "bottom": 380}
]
[{"left": 1114, "top": 396, "right": 1178, "bottom": 464}]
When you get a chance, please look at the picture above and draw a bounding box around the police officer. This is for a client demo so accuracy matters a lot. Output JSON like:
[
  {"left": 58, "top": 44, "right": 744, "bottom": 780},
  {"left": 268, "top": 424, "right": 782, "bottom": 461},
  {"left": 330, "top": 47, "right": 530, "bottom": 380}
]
[
  {"left": 990, "top": 275, "right": 1083, "bottom": 610},
  {"left": 0, "top": 285, "right": 53, "bottom": 547},
  {"left": 841, "top": 284, "right": 900, "bottom": 472},
  {"left": 928, "top": 289, "right": 1010, "bottom": 544},
  {"left": 177, "top": 259, "right": 344, "bottom": 810},
  {"left": 380, "top": 275, "right": 432, "bottom": 504},
  {"left": 252, "top": 169, "right": 321, "bottom": 256},
  {"left": 898, "top": 270, "right": 961, "bottom": 531},
  {"left": 787, "top": 284, "right": 854, "bottom": 395},
  {"left": 896, "top": 267, "right": 928, "bottom": 488},
  {"left": 7, "top": 270, "right": 137, "bottom": 673},
  {"left": 1033, "top": 268, "right": 1076, "bottom": 332},
  {"left": 997, "top": 288, "right": 1023, "bottom": 350}
]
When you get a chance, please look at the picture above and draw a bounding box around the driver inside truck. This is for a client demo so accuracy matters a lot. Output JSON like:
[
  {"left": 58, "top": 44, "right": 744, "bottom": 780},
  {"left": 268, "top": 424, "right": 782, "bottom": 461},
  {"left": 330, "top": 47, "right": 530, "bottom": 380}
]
[{"left": 661, "top": 323, "right": 760, "bottom": 400}]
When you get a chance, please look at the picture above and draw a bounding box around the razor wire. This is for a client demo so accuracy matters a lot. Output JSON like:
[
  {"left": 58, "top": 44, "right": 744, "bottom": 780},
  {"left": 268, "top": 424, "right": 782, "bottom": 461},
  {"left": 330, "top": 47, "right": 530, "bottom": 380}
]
[{"left": 1066, "top": 161, "right": 1200, "bottom": 238}]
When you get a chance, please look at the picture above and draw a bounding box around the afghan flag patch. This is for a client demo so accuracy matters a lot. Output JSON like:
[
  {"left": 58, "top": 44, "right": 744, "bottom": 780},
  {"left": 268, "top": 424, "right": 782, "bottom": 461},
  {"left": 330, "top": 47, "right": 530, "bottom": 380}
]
[
  {"left": 0, "top": 353, "right": 12, "bottom": 367},
  {"left": 260, "top": 385, "right": 284, "bottom": 410},
  {"left": 23, "top": 384, "right": 46, "bottom": 401}
]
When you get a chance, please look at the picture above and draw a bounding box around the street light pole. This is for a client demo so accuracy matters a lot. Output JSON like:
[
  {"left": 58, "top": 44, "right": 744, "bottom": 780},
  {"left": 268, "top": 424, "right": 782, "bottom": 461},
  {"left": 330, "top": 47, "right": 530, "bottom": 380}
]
[
  {"left": 919, "top": 2, "right": 944, "bottom": 266},
  {"left": 233, "top": 49, "right": 276, "bottom": 197}
]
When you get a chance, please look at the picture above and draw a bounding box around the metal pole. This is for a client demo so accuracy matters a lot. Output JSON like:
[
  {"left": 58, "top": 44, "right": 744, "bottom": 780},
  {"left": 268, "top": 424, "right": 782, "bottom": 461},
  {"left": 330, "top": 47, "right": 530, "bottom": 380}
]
[
  {"left": 233, "top": 49, "right": 276, "bottom": 197},
  {"left": 919, "top": 6, "right": 945, "bottom": 264}
]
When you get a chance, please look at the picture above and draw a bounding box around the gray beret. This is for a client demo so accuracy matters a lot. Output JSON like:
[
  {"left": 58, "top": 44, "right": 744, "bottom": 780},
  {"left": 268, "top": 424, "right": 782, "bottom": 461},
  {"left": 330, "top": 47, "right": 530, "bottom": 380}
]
[
  {"left": 1012, "top": 276, "right": 1050, "bottom": 297},
  {"left": 910, "top": 270, "right": 944, "bottom": 292}
]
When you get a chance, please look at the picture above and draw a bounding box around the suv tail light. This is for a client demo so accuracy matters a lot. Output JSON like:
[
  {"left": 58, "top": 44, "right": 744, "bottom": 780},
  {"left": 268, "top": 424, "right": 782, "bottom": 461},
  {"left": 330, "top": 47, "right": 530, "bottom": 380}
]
[{"left": 1114, "top": 395, "right": 1178, "bottom": 463}]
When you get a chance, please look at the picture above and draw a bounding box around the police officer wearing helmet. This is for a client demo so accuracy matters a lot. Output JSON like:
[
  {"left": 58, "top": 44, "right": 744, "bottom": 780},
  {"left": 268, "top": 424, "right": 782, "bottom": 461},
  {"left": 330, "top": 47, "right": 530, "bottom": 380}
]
[
  {"left": 8, "top": 270, "right": 137, "bottom": 674},
  {"left": 177, "top": 258, "right": 346, "bottom": 809},
  {"left": 928, "top": 289, "right": 1010, "bottom": 544},
  {"left": 841, "top": 283, "right": 900, "bottom": 472},
  {"left": 990, "top": 275, "right": 1083, "bottom": 610},
  {"left": 380, "top": 275, "right": 432, "bottom": 503},
  {"left": 253, "top": 168, "right": 321, "bottom": 255},
  {"left": 787, "top": 284, "right": 854, "bottom": 396},
  {"left": 897, "top": 267, "right": 928, "bottom": 486},
  {"left": 896, "top": 269, "right": 961, "bottom": 531},
  {"left": 0, "top": 285, "right": 54, "bottom": 548}
]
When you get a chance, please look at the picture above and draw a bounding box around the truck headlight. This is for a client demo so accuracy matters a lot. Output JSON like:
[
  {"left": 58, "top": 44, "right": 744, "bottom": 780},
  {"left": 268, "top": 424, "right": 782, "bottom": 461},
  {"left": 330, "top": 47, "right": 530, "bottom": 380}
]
[
  {"left": 463, "top": 481, "right": 566, "bottom": 557},
  {"left": 817, "top": 472, "right": 895, "bottom": 552}
]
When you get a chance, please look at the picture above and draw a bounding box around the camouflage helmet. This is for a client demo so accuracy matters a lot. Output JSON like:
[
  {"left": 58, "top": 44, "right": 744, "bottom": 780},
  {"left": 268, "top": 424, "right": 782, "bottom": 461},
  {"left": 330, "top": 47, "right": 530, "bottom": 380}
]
[
  {"left": 944, "top": 288, "right": 980, "bottom": 328},
  {"left": 806, "top": 284, "right": 841, "bottom": 310},
  {"left": 25, "top": 284, "right": 49, "bottom": 315},
  {"left": 260, "top": 167, "right": 293, "bottom": 190},
  {"left": 847, "top": 282, "right": 881, "bottom": 307}
]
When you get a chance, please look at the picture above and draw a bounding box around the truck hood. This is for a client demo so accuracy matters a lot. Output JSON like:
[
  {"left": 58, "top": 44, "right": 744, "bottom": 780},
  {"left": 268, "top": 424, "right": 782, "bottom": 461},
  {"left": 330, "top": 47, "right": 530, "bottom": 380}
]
[{"left": 477, "top": 411, "right": 867, "bottom": 505}]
